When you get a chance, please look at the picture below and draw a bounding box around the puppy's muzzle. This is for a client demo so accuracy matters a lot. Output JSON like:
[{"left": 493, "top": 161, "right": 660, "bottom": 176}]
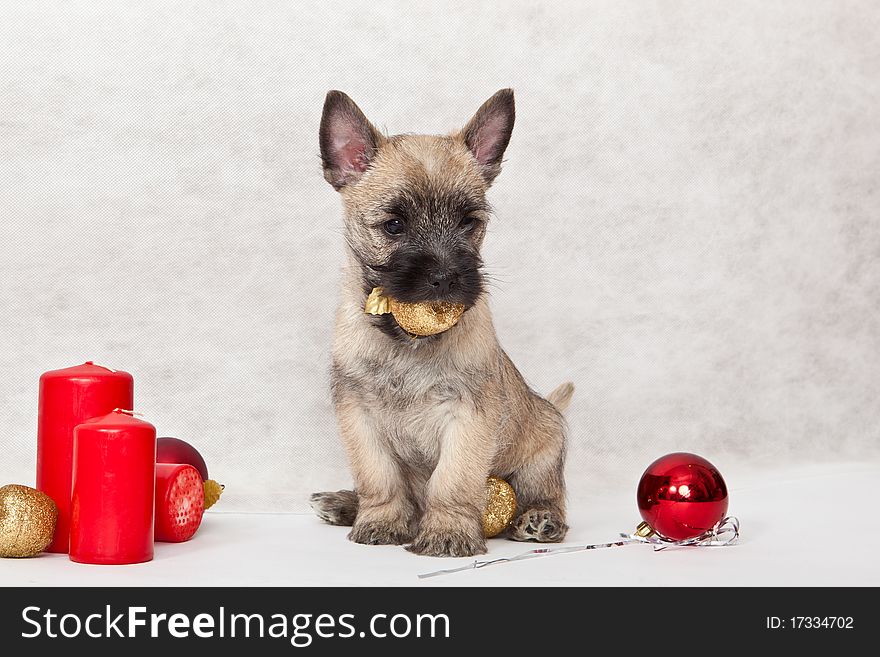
[{"left": 377, "top": 246, "right": 484, "bottom": 308}]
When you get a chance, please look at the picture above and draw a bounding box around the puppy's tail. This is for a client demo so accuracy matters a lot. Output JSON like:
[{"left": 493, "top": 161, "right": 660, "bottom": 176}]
[
  {"left": 547, "top": 381, "right": 575, "bottom": 413},
  {"left": 310, "top": 490, "right": 359, "bottom": 526}
]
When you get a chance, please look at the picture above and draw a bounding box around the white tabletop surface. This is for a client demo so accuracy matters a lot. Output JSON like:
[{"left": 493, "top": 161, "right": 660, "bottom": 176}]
[{"left": 2, "top": 461, "right": 877, "bottom": 587}]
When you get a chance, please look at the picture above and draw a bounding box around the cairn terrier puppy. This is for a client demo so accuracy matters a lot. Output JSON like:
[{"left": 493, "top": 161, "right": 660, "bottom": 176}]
[{"left": 310, "top": 89, "right": 573, "bottom": 557}]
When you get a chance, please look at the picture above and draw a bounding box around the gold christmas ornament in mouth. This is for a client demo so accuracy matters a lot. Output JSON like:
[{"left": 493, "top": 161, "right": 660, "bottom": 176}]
[{"left": 365, "top": 287, "right": 465, "bottom": 337}]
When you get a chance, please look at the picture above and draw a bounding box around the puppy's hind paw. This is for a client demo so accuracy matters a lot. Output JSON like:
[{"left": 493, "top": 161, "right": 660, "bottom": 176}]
[
  {"left": 508, "top": 509, "right": 568, "bottom": 543},
  {"left": 310, "top": 490, "right": 359, "bottom": 526}
]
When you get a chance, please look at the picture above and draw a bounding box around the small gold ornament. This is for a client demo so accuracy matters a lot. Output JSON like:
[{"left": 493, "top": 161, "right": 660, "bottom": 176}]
[
  {"left": 364, "top": 287, "right": 465, "bottom": 337},
  {"left": 483, "top": 476, "right": 517, "bottom": 538},
  {"left": 203, "top": 479, "right": 224, "bottom": 510},
  {"left": 0, "top": 484, "right": 58, "bottom": 558}
]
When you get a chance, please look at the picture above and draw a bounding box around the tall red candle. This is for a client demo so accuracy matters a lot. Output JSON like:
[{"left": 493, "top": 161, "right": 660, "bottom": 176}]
[
  {"left": 37, "top": 362, "right": 134, "bottom": 553},
  {"left": 69, "top": 410, "right": 156, "bottom": 565}
]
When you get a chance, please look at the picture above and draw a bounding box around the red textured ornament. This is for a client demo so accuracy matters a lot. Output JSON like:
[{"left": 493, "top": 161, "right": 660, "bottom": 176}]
[
  {"left": 636, "top": 452, "right": 729, "bottom": 541},
  {"left": 154, "top": 463, "right": 205, "bottom": 543}
]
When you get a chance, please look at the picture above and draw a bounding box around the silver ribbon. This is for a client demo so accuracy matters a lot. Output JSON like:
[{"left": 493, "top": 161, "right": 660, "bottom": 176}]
[
  {"left": 632, "top": 516, "right": 740, "bottom": 550},
  {"left": 418, "top": 516, "right": 740, "bottom": 579}
]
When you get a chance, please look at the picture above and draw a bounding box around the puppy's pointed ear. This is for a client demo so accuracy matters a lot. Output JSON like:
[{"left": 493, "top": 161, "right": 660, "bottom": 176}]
[
  {"left": 319, "top": 91, "right": 383, "bottom": 190},
  {"left": 459, "top": 89, "right": 515, "bottom": 184}
]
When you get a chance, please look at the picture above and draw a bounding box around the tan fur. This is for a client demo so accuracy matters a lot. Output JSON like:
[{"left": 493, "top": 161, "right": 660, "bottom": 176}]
[
  {"left": 313, "top": 90, "right": 572, "bottom": 557},
  {"left": 339, "top": 135, "right": 491, "bottom": 262}
]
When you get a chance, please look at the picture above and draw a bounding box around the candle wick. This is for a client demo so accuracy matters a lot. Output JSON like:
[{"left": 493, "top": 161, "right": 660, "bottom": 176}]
[{"left": 112, "top": 408, "right": 144, "bottom": 417}]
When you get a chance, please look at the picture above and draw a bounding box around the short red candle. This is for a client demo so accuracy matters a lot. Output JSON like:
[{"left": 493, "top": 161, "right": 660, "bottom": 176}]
[
  {"left": 69, "top": 410, "right": 156, "bottom": 565},
  {"left": 37, "top": 362, "right": 134, "bottom": 553}
]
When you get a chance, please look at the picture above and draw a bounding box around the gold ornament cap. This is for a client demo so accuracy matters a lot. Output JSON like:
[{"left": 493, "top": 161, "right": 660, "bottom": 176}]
[
  {"left": 365, "top": 287, "right": 465, "bottom": 337},
  {"left": 483, "top": 477, "right": 517, "bottom": 538},
  {"left": 635, "top": 521, "right": 656, "bottom": 538},
  {"left": 364, "top": 287, "right": 391, "bottom": 315},
  {"left": 0, "top": 484, "right": 58, "bottom": 558}
]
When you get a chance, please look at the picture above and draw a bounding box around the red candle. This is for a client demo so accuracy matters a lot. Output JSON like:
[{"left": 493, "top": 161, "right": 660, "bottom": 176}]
[
  {"left": 37, "top": 362, "right": 134, "bottom": 553},
  {"left": 69, "top": 410, "right": 156, "bottom": 565}
]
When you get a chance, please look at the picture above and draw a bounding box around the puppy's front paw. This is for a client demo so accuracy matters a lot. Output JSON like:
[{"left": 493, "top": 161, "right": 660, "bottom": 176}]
[
  {"left": 348, "top": 519, "right": 414, "bottom": 546},
  {"left": 508, "top": 509, "right": 568, "bottom": 543},
  {"left": 406, "top": 529, "right": 487, "bottom": 558}
]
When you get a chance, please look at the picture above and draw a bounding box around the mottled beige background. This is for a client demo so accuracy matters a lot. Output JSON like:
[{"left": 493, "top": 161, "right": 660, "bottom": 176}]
[{"left": 1, "top": 1, "right": 878, "bottom": 511}]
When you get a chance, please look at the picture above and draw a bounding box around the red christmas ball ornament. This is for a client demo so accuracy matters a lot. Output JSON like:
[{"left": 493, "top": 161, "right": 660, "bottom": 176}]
[
  {"left": 636, "top": 452, "right": 729, "bottom": 541},
  {"left": 157, "top": 437, "right": 209, "bottom": 480}
]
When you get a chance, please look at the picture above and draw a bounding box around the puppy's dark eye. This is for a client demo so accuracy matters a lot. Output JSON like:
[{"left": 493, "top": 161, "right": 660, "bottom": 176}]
[
  {"left": 459, "top": 216, "right": 478, "bottom": 230},
  {"left": 383, "top": 218, "right": 406, "bottom": 236}
]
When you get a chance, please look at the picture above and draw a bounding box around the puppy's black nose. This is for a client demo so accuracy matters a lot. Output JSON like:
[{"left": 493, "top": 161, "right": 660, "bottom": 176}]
[{"left": 428, "top": 271, "right": 457, "bottom": 295}]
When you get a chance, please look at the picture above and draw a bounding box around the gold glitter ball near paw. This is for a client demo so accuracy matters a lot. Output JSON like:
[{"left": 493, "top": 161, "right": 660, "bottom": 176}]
[
  {"left": 0, "top": 484, "right": 58, "bottom": 558},
  {"left": 483, "top": 477, "right": 517, "bottom": 538}
]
